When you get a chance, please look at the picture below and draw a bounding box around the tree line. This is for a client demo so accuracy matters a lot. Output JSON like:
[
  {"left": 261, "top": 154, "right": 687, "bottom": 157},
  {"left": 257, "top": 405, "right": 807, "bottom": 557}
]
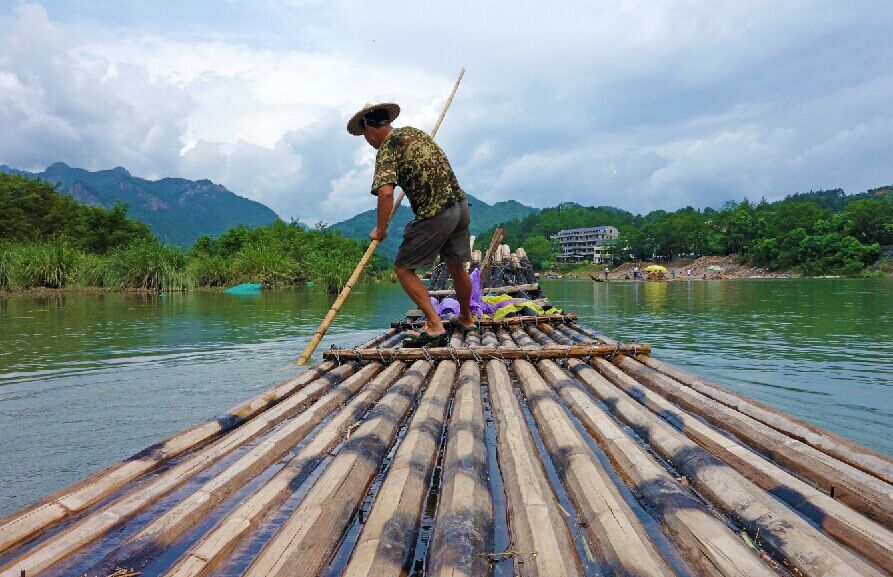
[
  {"left": 476, "top": 187, "right": 893, "bottom": 275},
  {"left": 0, "top": 173, "right": 387, "bottom": 293}
]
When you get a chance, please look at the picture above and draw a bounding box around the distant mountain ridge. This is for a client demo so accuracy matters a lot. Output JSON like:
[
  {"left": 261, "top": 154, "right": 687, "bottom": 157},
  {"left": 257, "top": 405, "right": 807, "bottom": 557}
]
[
  {"left": 0, "top": 163, "right": 280, "bottom": 246},
  {"left": 330, "top": 193, "right": 539, "bottom": 257}
]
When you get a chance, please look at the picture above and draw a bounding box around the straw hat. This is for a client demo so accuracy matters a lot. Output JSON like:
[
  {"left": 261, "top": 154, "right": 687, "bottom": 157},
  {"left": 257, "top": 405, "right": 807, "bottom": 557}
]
[{"left": 346, "top": 102, "right": 400, "bottom": 136}]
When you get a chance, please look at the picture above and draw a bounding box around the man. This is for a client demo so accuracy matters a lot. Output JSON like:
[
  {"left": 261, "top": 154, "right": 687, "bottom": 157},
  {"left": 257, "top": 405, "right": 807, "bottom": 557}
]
[{"left": 347, "top": 102, "right": 475, "bottom": 347}]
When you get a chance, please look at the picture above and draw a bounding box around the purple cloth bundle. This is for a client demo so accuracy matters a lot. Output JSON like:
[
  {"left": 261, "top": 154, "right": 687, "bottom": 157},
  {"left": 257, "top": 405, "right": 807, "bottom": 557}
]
[
  {"left": 428, "top": 269, "right": 525, "bottom": 319},
  {"left": 429, "top": 296, "right": 461, "bottom": 317}
]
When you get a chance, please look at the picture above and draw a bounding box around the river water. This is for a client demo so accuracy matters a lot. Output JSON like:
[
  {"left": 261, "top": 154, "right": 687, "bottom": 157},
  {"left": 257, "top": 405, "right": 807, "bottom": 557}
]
[{"left": 1, "top": 279, "right": 891, "bottom": 516}]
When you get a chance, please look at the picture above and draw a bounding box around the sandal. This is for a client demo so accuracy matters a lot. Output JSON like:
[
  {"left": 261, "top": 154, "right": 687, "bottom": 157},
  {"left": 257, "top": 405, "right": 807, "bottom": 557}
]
[
  {"left": 402, "top": 330, "right": 449, "bottom": 348},
  {"left": 449, "top": 317, "right": 479, "bottom": 333}
]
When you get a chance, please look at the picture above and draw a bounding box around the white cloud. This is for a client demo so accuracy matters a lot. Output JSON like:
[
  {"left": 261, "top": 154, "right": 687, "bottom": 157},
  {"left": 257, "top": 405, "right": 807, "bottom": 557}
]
[{"left": 1, "top": 1, "right": 891, "bottom": 225}]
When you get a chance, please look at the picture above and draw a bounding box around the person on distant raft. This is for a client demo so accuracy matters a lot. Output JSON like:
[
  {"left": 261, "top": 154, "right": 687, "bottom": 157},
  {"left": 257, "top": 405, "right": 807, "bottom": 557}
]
[{"left": 347, "top": 102, "right": 475, "bottom": 347}]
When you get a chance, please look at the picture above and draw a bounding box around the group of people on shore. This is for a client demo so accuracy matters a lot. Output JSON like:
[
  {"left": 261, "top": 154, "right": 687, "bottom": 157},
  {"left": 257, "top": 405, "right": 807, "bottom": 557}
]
[{"left": 607, "top": 265, "right": 718, "bottom": 281}]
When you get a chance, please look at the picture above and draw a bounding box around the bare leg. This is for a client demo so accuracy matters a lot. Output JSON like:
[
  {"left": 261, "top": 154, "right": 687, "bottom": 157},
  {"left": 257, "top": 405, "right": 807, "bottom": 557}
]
[
  {"left": 394, "top": 266, "right": 445, "bottom": 334},
  {"left": 446, "top": 261, "right": 474, "bottom": 326}
]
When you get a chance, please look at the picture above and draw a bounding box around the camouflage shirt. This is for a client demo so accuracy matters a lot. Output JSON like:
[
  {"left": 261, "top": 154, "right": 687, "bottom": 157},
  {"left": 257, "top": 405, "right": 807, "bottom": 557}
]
[{"left": 371, "top": 126, "right": 465, "bottom": 219}]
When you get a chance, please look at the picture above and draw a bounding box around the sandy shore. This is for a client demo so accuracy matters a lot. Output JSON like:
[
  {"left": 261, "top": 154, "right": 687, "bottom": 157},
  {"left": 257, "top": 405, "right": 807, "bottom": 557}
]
[{"left": 569, "top": 255, "right": 802, "bottom": 280}]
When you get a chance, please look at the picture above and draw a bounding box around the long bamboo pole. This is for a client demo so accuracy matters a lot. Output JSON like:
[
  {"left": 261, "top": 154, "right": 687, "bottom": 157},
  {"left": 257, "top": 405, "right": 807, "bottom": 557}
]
[{"left": 296, "top": 68, "right": 466, "bottom": 365}]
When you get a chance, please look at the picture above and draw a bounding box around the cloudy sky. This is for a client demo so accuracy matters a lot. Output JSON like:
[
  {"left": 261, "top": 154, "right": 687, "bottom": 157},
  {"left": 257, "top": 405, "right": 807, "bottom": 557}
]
[{"left": 1, "top": 1, "right": 891, "bottom": 223}]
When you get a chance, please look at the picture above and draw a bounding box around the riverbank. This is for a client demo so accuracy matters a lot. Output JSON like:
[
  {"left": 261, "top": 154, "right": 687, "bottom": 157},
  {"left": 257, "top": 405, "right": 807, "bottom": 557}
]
[
  {"left": 609, "top": 255, "right": 800, "bottom": 280},
  {"left": 560, "top": 254, "right": 890, "bottom": 280}
]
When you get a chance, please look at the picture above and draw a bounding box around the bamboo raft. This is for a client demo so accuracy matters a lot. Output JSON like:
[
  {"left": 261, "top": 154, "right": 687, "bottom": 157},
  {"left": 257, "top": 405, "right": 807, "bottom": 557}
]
[{"left": 2, "top": 249, "right": 893, "bottom": 577}]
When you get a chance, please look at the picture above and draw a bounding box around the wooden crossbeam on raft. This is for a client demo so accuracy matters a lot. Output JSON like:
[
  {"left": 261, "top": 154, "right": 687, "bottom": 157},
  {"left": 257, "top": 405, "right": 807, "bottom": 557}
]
[
  {"left": 391, "top": 313, "right": 576, "bottom": 330},
  {"left": 323, "top": 342, "right": 650, "bottom": 362},
  {"left": 427, "top": 282, "right": 539, "bottom": 297}
]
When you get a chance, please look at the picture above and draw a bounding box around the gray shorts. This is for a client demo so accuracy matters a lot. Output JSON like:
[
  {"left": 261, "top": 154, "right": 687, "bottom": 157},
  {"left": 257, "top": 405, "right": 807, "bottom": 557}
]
[{"left": 394, "top": 199, "right": 471, "bottom": 270}]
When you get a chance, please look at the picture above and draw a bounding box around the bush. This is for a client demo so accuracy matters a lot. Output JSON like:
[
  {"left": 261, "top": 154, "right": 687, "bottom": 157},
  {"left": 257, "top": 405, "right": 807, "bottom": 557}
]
[
  {"left": 106, "top": 238, "right": 193, "bottom": 291},
  {"left": 797, "top": 233, "right": 880, "bottom": 275},
  {"left": 188, "top": 254, "right": 231, "bottom": 287},
  {"left": 229, "top": 240, "right": 300, "bottom": 286},
  {"left": 0, "top": 246, "right": 10, "bottom": 290}
]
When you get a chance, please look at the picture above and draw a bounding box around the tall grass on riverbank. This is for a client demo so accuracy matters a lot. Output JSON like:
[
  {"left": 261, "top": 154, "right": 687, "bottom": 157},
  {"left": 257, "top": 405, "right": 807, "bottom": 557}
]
[
  {"left": 1, "top": 230, "right": 388, "bottom": 293},
  {"left": 0, "top": 239, "right": 192, "bottom": 291},
  {"left": 105, "top": 239, "right": 194, "bottom": 291},
  {"left": 0, "top": 241, "right": 77, "bottom": 289}
]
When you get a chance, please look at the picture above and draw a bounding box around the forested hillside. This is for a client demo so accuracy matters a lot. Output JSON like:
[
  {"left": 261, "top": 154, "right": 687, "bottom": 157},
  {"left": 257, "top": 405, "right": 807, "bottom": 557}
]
[
  {"left": 0, "top": 163, "right": 279, "bottom": 246},
  {"left": 477, "top": 187, "right": 893, "bottom": 275}
]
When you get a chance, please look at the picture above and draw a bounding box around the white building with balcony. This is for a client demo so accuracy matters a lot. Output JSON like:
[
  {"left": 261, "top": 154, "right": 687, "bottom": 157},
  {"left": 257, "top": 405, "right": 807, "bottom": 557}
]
[{"left": 551, "top": 226, "right": 619, "bottom": 263}]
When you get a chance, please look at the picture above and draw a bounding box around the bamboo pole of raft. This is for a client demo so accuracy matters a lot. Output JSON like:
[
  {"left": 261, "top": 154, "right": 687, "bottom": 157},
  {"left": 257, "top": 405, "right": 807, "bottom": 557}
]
[
  {"left": 0, "top": 353, "right": 345, "bottom": 555},
  {"left": 613, "top": 356, "right": 893, "bottom": 529},
  {"left": 163, "top": 361, "right": 408, "bottom": 577},
  {"left": 324, "top": 342, "right": 650, "bottom": 361},
  {"left": 638, "top": 355, "right": 893, "bottom": 485},
  {"left": 88, "top": 362, "right": 387, "bottom": 576},
  {"left": 296, "top": 68, "right": 465, "bottom": 365},
  {"left": 427, "top": 362, "right": 493, "bottom": 577},
  {"left": 567, "top": 323, "right": 619, "bottom": 346},
  {"left": 570, "top": 358, "right": 893, "bottom": 572},
  {"left": 535, "top": 360, "right": 775, "bottom": 577},
  {"left": 0, "top": 362, "right": 361, "bottom": 577},
  {"left": 581, "top": 358, "right": 886, "bottom": 577},
  {"left": 341, "top": 361, "right": 459, "bottom": 577},
  {"left": 512, "top": 360, "right": 676, "bottom": 577},
  {"left": 485, "top": 360, "right": 583, "bottom": 577},
  {"left": 242, "top": 360, "right": 435, "bottom": 577}
]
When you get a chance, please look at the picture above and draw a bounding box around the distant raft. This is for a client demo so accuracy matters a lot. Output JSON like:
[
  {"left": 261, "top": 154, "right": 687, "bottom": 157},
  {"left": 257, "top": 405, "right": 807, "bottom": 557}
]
[{"left": 1, "top": 242, "right": 892, "bottom": 577}]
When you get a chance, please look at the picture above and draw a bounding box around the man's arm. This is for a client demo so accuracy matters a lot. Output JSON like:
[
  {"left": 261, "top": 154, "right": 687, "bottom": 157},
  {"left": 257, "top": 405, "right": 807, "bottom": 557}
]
[{"left": 369, "top": 184, "right": 395, "bottom": 241}]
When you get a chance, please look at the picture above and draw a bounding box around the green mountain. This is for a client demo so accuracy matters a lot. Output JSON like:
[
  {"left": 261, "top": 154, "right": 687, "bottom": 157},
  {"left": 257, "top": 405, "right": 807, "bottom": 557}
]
[
  {"left": 330, "top": 193, "right": 538, "bottom": 257},
  {"left": 0, "top": 163, "right": 279, "bottom": 246}
]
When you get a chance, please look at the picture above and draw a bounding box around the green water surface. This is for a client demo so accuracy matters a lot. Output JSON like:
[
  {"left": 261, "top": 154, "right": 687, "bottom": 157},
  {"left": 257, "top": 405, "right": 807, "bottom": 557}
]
[{"left": 0, "top": 278, "right": 891, "bottom": 516}]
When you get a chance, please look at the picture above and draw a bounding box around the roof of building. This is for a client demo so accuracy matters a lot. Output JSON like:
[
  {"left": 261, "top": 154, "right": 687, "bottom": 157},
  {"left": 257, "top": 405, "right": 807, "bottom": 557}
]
[{"left": 552, "top": 226, "right": 618, "bottom": 235}]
